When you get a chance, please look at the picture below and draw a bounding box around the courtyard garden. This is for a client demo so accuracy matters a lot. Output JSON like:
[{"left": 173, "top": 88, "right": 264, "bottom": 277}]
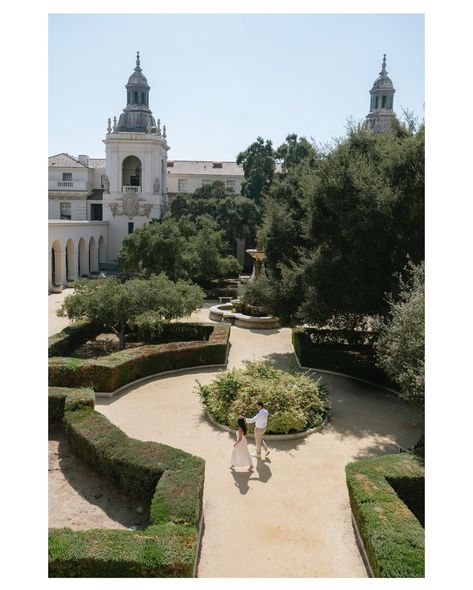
[{"left": 48, "top": 121, "right": 425, "bottom": 578}]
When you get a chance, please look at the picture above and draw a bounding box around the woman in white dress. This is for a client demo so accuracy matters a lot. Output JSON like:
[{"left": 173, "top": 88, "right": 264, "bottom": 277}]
[{"left": 230, "top": 417, "right": 253, "bottom": 472}]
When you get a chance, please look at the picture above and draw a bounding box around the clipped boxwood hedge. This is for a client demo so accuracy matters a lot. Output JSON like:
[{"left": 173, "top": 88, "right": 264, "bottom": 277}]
[
  {"left": 49, "top": 322, "right": 230, "bottom": 392},
  {"left": 49, "top": 523, "right": 198, "bottom": 577},
  {"left": 49, "top": 407, "right": 205, "bottom": 577},
  {"left": 345, "top": 453, "right": 424, "bottom": 578},
  {"left": 48, "top": 386, "right": 95, "bottom": 421},
  {"left": 48, "top": 319, "right": 104, "bottom": 357},
  {"left": 293, "top": 328, "right": 394, "bottom": 387}
]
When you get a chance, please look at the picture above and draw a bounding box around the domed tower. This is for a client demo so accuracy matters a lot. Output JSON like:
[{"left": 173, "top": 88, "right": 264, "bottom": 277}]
[
  {"left": 103, "top": 52, "right": 170, "bottom": 264},
  {"left": 365, "top": 54, "right": 398, "bottom": 133},
  {"left": 117, "top": 52, "right": 156, "bottom": 132}
]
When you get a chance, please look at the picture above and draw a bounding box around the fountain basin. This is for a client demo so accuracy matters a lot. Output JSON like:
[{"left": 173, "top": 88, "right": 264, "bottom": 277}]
[{"left": 209, "top": 303, "right": 280, "bottom": 330}]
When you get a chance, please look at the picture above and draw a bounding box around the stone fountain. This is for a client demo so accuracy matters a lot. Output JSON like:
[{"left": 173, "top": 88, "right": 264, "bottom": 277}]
[
  {"left": 246, "top": 237, "right": 266, "bottom": 283},
  {"left": 209, "top": 237, "right": 280, "bottom": 329}
]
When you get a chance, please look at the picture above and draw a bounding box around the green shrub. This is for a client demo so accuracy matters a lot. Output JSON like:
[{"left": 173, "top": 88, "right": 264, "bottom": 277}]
[
  {"left": 345, "top": 453, "right": 424, "bottom": 577},
  {"left": 49, "top": 323, "right": 230, "bottom": 392},
  {"left": 293, "top": 328, "right": 394, "bottom": 387},
  {"left": 197, "top": 360, "right": 330, "bottom": 434},
  {"left": 48, "top": 387, "right": 95, "bottom": 421}
]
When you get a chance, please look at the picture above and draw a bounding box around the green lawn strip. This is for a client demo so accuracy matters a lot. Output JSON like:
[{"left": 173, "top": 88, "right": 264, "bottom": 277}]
[
  {"left": 346, "top": 453, "right": 424, "bottom": 578},
  {"left": 48, "top": 523, "right": 197, "bottom": 577}
]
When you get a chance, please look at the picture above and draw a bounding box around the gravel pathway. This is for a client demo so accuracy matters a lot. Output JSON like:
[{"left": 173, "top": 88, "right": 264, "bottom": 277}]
[{"left": 95, "top": 310, "right": 423, "bottom": 578}]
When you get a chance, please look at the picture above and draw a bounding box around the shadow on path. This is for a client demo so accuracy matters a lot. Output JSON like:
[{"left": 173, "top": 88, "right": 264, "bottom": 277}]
[
  {"left": 49, "top": 424, "right": 149, "bottom": 529},
  {"left": 230, "top": 457, "right": 273, "bottom": 494}
]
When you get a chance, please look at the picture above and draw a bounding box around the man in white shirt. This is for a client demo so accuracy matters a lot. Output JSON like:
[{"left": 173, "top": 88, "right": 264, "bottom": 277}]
[{"left": 243, "top": 401, "right": 271, "bottom": 458}]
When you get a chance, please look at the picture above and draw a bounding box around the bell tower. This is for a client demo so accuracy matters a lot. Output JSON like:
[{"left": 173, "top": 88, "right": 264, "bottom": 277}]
[
  {"left": 365, "top": 54, "right": 398, "bottom": 133},
  {"left": 103, "top": 52, "right": 170, "bottom": 264}
]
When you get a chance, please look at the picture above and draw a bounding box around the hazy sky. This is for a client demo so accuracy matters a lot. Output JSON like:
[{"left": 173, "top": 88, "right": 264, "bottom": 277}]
[{"left": 49, "top": 13, "right": 424, "bottom": 160}]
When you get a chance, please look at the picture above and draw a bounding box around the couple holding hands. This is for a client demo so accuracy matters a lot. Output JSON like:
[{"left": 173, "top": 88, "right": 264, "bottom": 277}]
[{"left": 230, "top": 401, "right": 271, "bottom": 472}]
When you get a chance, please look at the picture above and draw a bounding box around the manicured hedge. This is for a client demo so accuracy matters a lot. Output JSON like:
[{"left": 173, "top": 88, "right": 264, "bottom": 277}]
[
  {"left": 49, "top": 323, "right": 230, "bottom": 392},
  {"left": 293, "top": 328, "right": 394, "bottom": 387},
  {"left": 49, "top": 523, "right": 198, "bottom": 577},
  {"left": 134, "top": 322, "right": 214, "bottom": 344},
  {"left": 345, "top": 453, "right": 424, "bottom": 578},
  {"left": 48, "top": 387, "right": 95, "bottom": 421},
  {"left": 48, "top": 319, "right": 104, "bottom": 357},
  {"left": 49, "top": 408, "right": 205, "bottom": 577}
]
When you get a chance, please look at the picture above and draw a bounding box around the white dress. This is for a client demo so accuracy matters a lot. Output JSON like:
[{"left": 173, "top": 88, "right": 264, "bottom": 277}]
[{"left": 231, "top": 430, "right": 253, "bottom": 467}]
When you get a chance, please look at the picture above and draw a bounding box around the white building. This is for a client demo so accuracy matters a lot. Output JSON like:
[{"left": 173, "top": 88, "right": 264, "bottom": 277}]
[{"left": 48, "top": 52, "right": 246, "bottom": 292}]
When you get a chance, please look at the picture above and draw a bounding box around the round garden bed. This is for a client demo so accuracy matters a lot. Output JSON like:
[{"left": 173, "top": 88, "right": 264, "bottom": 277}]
[{"left": 196, "top": 361, "right": 330, "bottom": 436}]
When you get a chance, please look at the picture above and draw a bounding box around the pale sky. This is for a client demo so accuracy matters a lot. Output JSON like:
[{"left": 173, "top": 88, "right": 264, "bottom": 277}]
[{"left": 49, "top": 13, "right": 424, "bottom": 160}]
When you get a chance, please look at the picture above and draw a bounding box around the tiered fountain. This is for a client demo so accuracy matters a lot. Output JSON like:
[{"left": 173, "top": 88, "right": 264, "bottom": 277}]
[{"left": 209, "top": 238, "right": 280, "bottom": 329}]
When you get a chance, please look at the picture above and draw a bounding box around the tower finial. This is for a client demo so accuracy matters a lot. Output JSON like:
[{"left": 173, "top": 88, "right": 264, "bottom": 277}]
[
  {"left": 135, "top": 51, "right": 141, "bottom": 71},
  {"left": 381, "top": 53, "right": 387, "bottom": 74}
]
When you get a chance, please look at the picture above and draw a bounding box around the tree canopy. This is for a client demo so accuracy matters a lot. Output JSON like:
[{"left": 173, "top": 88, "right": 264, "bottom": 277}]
[
  {"left": 247, "top": 124, "right": 425, "bottom": 328},
  {"left": 236, "top": 136, "right": 276, "bottom": 206},
  {"left": 118, "top": 216, "right": 241, "bottom": 282},
  {"left": 169, "top": 180, "right": 258, "bottom": 244},
  {"left": 57, "top": 274, "right": 204, "bottom": 349}
]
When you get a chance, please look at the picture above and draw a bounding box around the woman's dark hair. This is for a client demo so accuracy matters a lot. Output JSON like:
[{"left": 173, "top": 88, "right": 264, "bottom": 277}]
[{"left": 237, "top": 417, "right": 247, "bottom": 435}]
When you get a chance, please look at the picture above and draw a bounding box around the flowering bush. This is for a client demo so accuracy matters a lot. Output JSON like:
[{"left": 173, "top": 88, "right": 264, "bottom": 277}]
[{"left": 196, "top": 361, "right": 330, "bottom": 434}]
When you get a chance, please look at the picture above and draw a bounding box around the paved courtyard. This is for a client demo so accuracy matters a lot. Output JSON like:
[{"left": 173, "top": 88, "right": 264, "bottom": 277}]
[{"left": 49, "top": 296, "right": 423, "bottom": 577}]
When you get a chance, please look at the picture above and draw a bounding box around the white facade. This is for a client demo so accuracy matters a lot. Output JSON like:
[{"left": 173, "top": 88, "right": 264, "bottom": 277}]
[
  {"left": 48, "top": 221, "right": 109, "bottom": 292},
  {"left": 103, "top": 130, "right": 169, "bottom": 263}
]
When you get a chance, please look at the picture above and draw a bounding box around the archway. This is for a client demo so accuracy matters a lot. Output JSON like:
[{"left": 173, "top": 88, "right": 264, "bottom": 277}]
[
  {"left": 78, "top": 237, "right": 88, "bottom": 278},
  {"left": 98, "top": 236, "right": 106, "bottom": 270},
  {"left": 89, "top": 236, "right": 98, "bottom": 274},
  {"left": 65, "top": 239, "right": 75, "bottom": 282},
  {"left": 122, "top": 155, "right": 142, "bottom": 191},
  {"left": 51, "top": 240, "right": 63, "bottom": 287}
]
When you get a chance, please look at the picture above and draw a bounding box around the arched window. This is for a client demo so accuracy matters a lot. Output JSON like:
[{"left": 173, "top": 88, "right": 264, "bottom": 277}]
[
  {"left": 375, "top": 96, "right": 379, "bottom": 108},
  {"left": 382, "top": 95, "right": 386, "bottom": 108}
]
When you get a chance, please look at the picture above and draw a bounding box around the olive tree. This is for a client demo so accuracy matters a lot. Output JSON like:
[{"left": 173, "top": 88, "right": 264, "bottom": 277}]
[{"left": 57, "top": 274, "right": 204, "bottom": 349}]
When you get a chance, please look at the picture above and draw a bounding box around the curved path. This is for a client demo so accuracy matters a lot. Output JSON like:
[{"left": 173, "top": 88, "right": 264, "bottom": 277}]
[{"left": 95, "top": 307, "right": 423, "bottom": 578}]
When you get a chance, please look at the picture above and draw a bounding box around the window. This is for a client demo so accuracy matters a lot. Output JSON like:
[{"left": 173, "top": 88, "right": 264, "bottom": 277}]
[
  {"left": 178, "top": 179, "right": 188, "bottom": 192},
  {"left": 134, "top": 91, "right": 138, "bottom": 103},
  {"left": 128, "top": 222, "right": 134, "bottom": 234},
  {"left": 382, "top": 95, "right": 386, "bottom": 108},
  {"left": 226, "top": 179, "right": 236, "bottom": 191},
  {"left": 62, "top": 173, "right": 72, "bottom": 182},
  {"left": 374, "top": 96, "right": 379, "bottom": 108},
  {"left": 90, "top": 204, "right": 103, "bottom": 221},
  {"left": 60, "top": 202, "right": 71, "bottom": 220}
]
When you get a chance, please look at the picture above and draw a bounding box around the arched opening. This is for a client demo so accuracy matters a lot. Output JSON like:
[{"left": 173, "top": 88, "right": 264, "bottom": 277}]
[
  {"left": 78, "top": 237, "right": 88, "bottom": 278},
  {"left": 122, "top": 155, "right": 142, "bottom": 193},
  {"left": 98, "top": 236, "right": 106, "bottom": 270},
  {"left": 65, "top": 239, "right": 75, "bottom": 282},
  {"left": 51, "top": 240, "right": 63, "bottom": 287},
  {"left": 89, "top": 236, "right": 98, "bottom": 274}
]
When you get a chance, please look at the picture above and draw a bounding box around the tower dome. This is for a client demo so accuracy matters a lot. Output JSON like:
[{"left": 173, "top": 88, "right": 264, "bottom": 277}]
[
  {"left": 365, "top": 54, "right": 397, "bottom": 133},
  {"left": 117, "top": 52, "right": 156, "bottom": 132}
]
